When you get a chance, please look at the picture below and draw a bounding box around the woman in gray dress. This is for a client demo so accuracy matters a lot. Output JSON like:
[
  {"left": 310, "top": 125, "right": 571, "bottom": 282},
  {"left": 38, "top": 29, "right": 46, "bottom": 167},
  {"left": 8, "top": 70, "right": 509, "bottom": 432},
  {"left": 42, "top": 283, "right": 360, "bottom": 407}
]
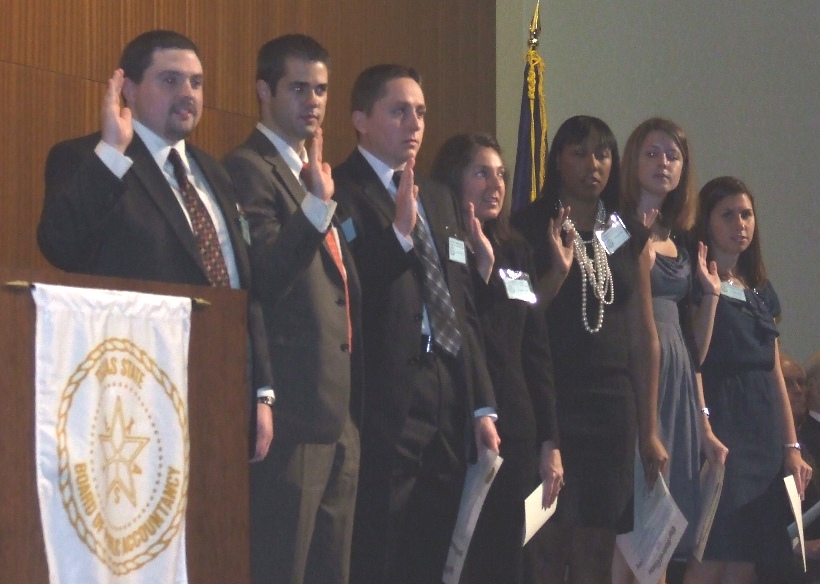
[{"left": 615, "top": 118, "right": 728, "bottom": 583}]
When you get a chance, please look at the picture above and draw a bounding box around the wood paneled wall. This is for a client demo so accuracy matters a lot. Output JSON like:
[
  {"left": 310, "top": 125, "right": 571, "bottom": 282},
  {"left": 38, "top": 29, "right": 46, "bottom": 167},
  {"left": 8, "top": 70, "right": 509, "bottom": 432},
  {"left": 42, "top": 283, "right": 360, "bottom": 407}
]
[{"left": 0, "top": 0, "right": 496, "bottom": 270}]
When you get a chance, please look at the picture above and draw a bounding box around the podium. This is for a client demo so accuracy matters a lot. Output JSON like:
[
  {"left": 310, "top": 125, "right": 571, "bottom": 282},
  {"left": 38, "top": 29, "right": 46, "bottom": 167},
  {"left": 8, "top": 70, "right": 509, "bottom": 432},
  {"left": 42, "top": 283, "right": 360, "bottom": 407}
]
[{"left": 0, "top": 266, "right": 251, "bottom": 583}]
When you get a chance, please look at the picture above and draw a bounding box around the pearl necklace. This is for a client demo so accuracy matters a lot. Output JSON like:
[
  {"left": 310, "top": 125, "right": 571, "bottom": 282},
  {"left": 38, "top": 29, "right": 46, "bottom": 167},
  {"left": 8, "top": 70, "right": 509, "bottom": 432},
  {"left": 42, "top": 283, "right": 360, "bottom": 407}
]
[{"left": 562, "top": 201, "right": 614, "bottom": 333}]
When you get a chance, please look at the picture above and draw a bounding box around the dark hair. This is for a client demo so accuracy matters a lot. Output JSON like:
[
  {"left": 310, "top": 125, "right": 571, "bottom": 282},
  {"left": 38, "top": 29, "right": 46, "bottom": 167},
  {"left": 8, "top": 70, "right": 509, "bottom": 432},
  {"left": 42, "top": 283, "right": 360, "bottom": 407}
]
[
  {"left": 119, "top": 30, "right": 200, "bottom": 84},
  {"left": 621, "top": 117, "right": 696, "bottom": 232},
  {"left": 540, "top": 115, "right": 621, "bottom": 213},
  {"left": 693, "top": 176, "right": 767, "bottom": 287},
  {"left": 256, "top": 34, "right": 329, "bottom": 93},
  {"left": 431, "top": 133, "right": 514, "bottom": 244},
  {"left": 350, "top": 64, "right": 421, "bottom": 114}
]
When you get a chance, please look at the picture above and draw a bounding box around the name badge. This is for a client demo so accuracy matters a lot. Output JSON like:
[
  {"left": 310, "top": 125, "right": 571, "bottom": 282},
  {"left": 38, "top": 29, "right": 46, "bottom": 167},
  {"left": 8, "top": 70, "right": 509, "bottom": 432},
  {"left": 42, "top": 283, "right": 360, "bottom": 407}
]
[
  {"left": 720, "top": 281, "right": 747, "bottom": 301},
  {"left": 237, "top": 209, "right": 252, "bottom": 246},
  {"left": 449, "top": 237, "right": 467, "bottom": 264},
  {"left": 341, "top": 217, "right": 357, "bottom": 243},
  {"left": 499, "top": 269, "right": 537, "bottom": 304},
  {"left": 595, "top": 212, "right": 630, "bottom": 255}
]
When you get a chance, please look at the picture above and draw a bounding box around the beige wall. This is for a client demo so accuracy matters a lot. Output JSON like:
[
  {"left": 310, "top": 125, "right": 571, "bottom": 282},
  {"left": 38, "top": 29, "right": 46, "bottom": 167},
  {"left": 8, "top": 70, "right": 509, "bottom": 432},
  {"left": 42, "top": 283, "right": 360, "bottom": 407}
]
[{"left": 497, "top": 0, "right": 820, "bottom": 361}]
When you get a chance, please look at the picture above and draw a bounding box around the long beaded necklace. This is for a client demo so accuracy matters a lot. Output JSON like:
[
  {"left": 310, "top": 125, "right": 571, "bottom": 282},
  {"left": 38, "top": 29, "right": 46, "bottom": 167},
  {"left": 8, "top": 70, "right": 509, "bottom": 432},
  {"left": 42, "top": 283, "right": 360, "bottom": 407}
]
[{"left": 562, "top": 201, "right": 614, "bottom": 333}]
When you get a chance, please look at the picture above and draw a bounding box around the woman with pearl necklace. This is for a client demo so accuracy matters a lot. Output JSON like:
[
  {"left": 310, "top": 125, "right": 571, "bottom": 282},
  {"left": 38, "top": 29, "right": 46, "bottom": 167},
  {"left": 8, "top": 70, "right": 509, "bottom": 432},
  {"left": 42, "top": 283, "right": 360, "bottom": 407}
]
[{"left": 514, "top": 115, "right": 668, "bottom": 584}]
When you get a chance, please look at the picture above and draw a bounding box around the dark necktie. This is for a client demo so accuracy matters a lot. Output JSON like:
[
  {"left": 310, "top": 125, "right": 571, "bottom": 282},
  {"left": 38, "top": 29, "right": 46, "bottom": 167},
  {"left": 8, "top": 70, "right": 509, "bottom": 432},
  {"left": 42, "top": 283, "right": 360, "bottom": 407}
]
[
  {"left": 167, "top": 148, "right": 231, "bottom": 287},
  {"left": 393, "top": 171, "right": 462, "bottom": 356},
  {"left": 303, "top": 163, "right": 352, "bottom": 351}
]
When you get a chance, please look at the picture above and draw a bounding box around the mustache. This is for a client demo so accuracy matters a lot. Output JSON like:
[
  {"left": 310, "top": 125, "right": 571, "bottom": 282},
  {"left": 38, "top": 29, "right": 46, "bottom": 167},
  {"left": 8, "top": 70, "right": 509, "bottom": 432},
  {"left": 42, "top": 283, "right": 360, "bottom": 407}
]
[{"left": 172, "top": 97, "right": 198, "bottom": 116}]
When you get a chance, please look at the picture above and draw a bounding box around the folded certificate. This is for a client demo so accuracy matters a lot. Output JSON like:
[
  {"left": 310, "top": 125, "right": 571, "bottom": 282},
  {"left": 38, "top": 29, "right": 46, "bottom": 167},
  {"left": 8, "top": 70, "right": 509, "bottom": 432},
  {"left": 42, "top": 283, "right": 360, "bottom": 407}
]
[
  {"left": 442, "top": 449, "right": 503, "bottom": 584},
  {"left": 616, "top": 473, "right": 687, "bottom": 584},
  {"left": 692, "top": 459, "right": 725, "bottom": 561},
  {"left": 523, "top": 484, "right": 558, "bottom": 546},
  {"left": 784, "top": 475, "right": 806, "bottom": 572}
]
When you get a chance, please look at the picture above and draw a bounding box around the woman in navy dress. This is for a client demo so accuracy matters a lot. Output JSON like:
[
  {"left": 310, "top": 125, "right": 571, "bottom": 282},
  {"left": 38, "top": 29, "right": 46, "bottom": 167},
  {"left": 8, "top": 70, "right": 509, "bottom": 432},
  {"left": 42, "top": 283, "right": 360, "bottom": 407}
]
[
  {"left": 431, "top": 133, "right": 561, "bottom": 584},
  {"left": 687, "top": 176, "right": 811, "bottom": 584}
]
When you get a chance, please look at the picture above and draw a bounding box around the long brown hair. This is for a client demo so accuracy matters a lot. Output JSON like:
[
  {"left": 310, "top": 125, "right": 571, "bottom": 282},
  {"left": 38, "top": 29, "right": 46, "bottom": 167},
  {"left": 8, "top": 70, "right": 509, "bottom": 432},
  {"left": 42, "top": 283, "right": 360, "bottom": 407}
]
[
  {"left": 431, "top": 132, "right": 515, "bottom": 245},
  {"left": 621, "top": 117, "right": 696, "bottom": 232},
  {"left": 693, "top": 176, "right": 767, "bottom": 288}
]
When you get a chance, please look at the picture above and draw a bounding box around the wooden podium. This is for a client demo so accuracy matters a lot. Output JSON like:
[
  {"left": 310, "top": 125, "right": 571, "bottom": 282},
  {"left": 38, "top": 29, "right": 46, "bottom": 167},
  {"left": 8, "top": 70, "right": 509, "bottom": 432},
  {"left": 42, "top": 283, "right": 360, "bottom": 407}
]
[{"left": 0, "top": 265, "right": 251, "bottom": 583}]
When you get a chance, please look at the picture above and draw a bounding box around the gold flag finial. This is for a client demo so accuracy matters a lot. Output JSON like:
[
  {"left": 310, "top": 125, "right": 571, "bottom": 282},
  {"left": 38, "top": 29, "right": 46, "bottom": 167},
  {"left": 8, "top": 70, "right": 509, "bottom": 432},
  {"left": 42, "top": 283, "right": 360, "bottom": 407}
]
[{"left": 528, "top": 0, "right": 541, "bottom": 48}]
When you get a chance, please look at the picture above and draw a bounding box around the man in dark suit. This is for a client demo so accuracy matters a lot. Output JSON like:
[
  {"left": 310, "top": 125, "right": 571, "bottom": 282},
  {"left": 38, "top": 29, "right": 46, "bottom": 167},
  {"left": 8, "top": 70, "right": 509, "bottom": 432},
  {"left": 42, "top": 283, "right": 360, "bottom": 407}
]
[
  {"left": 37, "top": 30, "right": 273, "bottom": 459},
  {"left": 333, "top": 64, "right": 500, "bottom": 584},
  {"left": 223, "top": 35, "right": 361, "bottom": 584}
]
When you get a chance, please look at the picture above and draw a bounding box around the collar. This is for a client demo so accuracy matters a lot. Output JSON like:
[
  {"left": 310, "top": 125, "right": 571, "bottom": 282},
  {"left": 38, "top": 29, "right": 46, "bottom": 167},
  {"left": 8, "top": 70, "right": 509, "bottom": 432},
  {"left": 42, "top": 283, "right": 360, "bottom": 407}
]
[
  {"left": 132, "top": 119, "right": 188, "bottom": 172},
  {"left": 809, "top": 410, "right": 820, "bottom": 424},
  {"left": 257, "top": 123, "right": 306, "bottom": 180},
  {"left": 357, "top": 146, "right": 405, "bottom": 196}
]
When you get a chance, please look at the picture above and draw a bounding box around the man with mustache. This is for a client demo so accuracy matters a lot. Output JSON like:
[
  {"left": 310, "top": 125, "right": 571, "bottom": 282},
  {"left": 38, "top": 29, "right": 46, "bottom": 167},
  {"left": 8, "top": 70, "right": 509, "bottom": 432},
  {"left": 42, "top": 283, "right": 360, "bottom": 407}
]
[
  {"left": 224, "top": 35, "right": 361, "bottom": 584},
  {"left": 37, "top": 30, "right": 273, "bottom": 458}
]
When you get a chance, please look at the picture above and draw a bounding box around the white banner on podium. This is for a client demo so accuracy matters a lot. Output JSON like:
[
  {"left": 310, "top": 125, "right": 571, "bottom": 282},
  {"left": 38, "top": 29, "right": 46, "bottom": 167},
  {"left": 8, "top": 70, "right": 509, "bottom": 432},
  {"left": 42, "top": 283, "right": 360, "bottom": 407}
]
[{"left": 33, "top": 284, "right": 191, "bottom": 584}]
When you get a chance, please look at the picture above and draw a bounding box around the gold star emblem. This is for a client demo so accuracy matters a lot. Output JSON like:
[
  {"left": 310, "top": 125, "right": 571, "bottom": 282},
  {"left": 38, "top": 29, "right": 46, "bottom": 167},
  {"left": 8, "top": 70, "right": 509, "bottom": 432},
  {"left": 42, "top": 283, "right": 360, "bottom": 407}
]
[{"left": 98, "top": 396, "right": 150, "bottom": 506}]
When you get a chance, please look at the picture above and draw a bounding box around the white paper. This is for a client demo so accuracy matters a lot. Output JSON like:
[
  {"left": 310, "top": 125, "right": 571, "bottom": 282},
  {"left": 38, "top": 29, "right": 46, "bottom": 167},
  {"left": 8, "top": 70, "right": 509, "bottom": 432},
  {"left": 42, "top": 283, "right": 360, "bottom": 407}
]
[
  {"left": 442, "top": 449, "right": 502, "bottom": 584},
  {"left": 692, "top": 459, "right": 725, "bottom": 562},
  {"left": 788, "top": 497, "right": 820, "bottom": 540},
  {"left": 784, "top": 475, "right": 806, "bottom": 572},
  {"left": 616, "top": 474, "right": 687, "bottom": 584},
  {"left": 522, "top": 483, "right": 558, "bottom": 545}
]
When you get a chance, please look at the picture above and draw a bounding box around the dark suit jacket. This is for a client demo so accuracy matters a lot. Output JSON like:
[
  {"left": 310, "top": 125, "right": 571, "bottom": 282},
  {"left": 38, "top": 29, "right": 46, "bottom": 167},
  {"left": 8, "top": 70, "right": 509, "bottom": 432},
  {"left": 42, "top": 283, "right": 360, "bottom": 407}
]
[
  {"left": 37, "top": 131, "right": 272, "bottom": 396},
  {"left": 473, "top": 235, "right": 557, "bottom": 446},
  {"left": 225, "top": 129, "right": 362, "bottom": 444},
  {"left": 332, "top": 148, "right": 495, "bottom": 457}
]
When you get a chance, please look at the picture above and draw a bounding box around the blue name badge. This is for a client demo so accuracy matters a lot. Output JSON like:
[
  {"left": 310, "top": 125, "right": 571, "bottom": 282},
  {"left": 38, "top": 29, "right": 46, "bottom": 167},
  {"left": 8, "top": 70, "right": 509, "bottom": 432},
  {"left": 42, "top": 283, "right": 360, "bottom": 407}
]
[
  {"left": 720, "top": 281, "right": 747, "bottom": 301},
  {"left": 341, "top": 217, "right": 356, "bottom": 243}
]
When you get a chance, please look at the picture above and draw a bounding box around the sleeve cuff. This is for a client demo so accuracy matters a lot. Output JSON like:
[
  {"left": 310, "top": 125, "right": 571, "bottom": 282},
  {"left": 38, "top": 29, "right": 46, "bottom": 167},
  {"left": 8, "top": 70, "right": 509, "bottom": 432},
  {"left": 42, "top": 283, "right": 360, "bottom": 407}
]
[
  {"left": 94, "top": 140, "right": 133, "bottom": 179},
  {"left": 255, "top": 387, "right": 275, "bottom": 401},
  {"left": 474, "top": 407, "right": 497, "bottom": 421},
  {"left": 301, "top": 192, "right": 337, "bottom": 232},
  {"left": 392, "top": 224, "right": 414, "bottom": 252}
]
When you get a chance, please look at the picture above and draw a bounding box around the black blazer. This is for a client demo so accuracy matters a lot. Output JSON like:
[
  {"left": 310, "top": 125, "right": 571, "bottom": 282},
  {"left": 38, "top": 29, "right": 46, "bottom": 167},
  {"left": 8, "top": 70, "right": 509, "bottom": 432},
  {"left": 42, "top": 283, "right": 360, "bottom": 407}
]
[
  {"left": 224, "top": 129, "right": 363, "bottom": 444},
  {"left": 38, "top": 131, "right": 272, "bottom": 394},
  {"left": 333, "top": 148, "right": 495, "bottom": 455},
  {"left": 473, "top": 235, "right": 558, "bottom": 445}
]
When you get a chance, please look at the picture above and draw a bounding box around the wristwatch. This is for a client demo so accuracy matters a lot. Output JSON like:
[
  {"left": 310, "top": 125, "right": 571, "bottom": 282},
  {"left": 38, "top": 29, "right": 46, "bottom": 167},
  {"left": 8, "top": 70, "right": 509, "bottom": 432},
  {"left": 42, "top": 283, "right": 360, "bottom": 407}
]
[{"left": 257, "top": 395, "right": 275, "bottom": 408}]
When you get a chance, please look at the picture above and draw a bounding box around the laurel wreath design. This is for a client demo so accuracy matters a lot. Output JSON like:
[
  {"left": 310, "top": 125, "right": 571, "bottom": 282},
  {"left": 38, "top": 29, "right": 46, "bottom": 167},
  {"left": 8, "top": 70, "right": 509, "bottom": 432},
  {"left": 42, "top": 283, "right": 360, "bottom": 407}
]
[{"left": 56, "top": 338, "right": 189, "bottom": 575}]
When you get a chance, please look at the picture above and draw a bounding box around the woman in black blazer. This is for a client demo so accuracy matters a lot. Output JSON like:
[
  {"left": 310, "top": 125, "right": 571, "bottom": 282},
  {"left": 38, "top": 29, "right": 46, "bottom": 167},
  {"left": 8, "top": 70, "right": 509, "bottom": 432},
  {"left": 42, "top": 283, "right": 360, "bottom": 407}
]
[{"left": 432, "top": 133, "right": 561, "bottom": 584}]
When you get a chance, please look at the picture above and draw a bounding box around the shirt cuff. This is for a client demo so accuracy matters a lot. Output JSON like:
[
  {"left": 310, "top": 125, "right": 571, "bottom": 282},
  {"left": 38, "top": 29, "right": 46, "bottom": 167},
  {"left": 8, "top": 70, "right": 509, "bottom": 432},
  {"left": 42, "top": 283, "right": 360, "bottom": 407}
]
[
  {"left": 301, "top": 192, "right": 337, "bottom": 232},
  {"left": 95, "top": 140, "right": 133, "bottom": 179},
  {"left": 393, "top": 224, "right": 414, "bottom": 252},
  {"left": 474, "top": 407, "right": 497, "bottom": 421},
  {"left": 255, "top": 386, "right": 275, "bottom": 401}
]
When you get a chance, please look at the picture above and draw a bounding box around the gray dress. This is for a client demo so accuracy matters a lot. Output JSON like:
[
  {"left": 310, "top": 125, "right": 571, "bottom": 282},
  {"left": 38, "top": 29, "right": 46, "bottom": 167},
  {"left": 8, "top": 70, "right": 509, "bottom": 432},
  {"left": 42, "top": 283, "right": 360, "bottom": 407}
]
[{"left": 635, "top": 247, "right": 701, "bottom": 551}]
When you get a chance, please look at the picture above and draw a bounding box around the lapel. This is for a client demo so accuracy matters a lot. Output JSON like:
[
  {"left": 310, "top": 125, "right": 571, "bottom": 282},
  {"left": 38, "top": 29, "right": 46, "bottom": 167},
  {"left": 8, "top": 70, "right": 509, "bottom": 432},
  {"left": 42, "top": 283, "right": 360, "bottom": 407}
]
[
  {"left": 348, "top": 149, "right": 397, "bottom": 227},
  {"left": 345, "top": 149, "right": 452, "bottom": 279},
  {"left": 126, "top": 135, "right": 206, "bottom": 276},
  {"left": 248, "top": 129, "right": 306, "bottom": 210},
  {"left": 251, "top": 130, "right": 350, "bottom": 281},
  {"left": 189, "top": 145, "right": 250, "bottom": 287}
]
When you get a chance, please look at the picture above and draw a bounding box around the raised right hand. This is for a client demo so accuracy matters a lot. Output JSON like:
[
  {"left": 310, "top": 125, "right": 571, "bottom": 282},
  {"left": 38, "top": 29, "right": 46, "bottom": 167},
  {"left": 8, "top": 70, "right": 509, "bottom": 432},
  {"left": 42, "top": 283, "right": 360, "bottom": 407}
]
[
  {"left": 101, "top": 69, "right": 133, "bottom": 153},
  {"left": 392, "top": 157, "right": 418, "bottom": 238},
  {"left": 547, "top": 206, "right": 574, "bottom": 277}
]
